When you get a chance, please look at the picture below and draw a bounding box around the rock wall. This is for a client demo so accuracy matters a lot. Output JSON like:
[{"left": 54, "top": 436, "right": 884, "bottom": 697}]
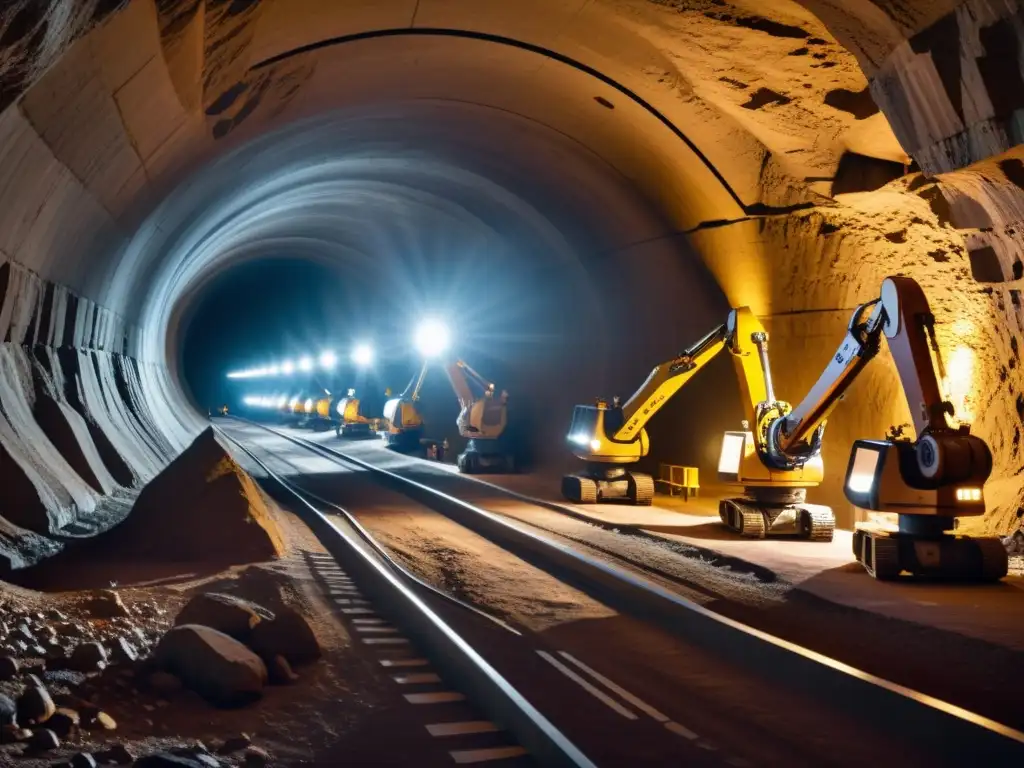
[{"left": 0, "top": 261, "right": 189, "bottom": 572}]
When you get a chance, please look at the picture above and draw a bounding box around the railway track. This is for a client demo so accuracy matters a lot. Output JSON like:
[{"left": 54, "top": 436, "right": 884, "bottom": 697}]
[{"left": 218, "top": 417, "right": 1024, "bottom": 767}]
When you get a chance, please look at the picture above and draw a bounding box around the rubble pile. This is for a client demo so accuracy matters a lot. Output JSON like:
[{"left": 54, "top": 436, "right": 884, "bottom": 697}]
[
  {"left": 100, "top": 428, "right": 284, "bottom": 567},
  {"left": 0, "top": 588, "right": 322, "bottom": 766}
]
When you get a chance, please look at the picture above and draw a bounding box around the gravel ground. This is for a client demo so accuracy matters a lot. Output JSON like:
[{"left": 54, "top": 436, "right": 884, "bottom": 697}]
[{"left": 0, "top": 486, "right": 445, "bottom": 766}]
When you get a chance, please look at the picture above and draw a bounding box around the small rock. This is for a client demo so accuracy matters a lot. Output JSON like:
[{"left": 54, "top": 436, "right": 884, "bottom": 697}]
[
  {"left": 71, "top": 752, "right": 98, "bottom": 768},
  {"left": 28, "top": 644, "right": 49, "bottom": 658},
  {"left": 15, "top": 624, "right": 35, "bottom": 643},
  {"left": 218, "top": 734, "right": 251, "bottom": 754},
  {"left": 56, "top": 622, "right": 84, "bottom": 638},
  {"left": 243, "top": 746, "right": 270, "bottom": 766},
  {"left": 0, "top": 656, "right": 18, "bottom": 680},
  {"left": 0, "top": 724, "right": 31, "bottom": 743},
  {"left": 29, "top": 727, "right": 59, "bottom": 751},
  {"left": 86, "top": 710, "right": 117, "bottom": 731},
  {"left": 110, "top": 637, "right": 138, "bottom": 665},
  {"left": 147, "top": 671, "right": 183, "bottom": 696},
  {"left": 95, "top": 742, "right": 134, "bottom": 764},
  {"left": 248, "top": 607, "right": 321, "bottom": 666},
  {"left": 84, "top": 590, "right": 129, "bottom": 619},
  {"left": 0, "top": 693, "right": 15, "bottom": 726},
  {"left": 174, "top": 594, "right": 271, "bottom": 641},
  {"left": 46, "top": 609, "right": 68, "bottom": 623},
  {"left": 17, "top": 685, "right": 55, "bottom": 725},
  {"left": 267, "top": 655, "right": 298, "bottom": 685},
  {"left": 70, "top": 642, "right": 107, "bottom": 672},
  {"left": 47, "top": 707, "right": 80, "bottom": 737}
]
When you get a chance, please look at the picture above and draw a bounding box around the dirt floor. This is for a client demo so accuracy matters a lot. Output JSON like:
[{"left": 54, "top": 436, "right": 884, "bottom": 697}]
[{"left": 0, "top": 491, "right": 463, "bottom": 767}]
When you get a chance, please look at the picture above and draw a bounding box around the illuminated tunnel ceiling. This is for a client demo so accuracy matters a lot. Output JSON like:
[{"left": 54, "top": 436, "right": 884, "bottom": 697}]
[{"left": 1, "top": 0, "right": 1023, "bottom": 544}]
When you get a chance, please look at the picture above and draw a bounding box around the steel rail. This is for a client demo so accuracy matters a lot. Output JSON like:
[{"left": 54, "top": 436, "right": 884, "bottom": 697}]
[{"left": 214, "top": 424, "right": 595, "bottom": 768}]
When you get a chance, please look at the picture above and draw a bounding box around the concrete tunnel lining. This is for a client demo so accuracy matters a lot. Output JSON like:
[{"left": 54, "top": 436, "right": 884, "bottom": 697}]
[{"left": 0, "top": 0, "right": 1021, "bottom": 566}]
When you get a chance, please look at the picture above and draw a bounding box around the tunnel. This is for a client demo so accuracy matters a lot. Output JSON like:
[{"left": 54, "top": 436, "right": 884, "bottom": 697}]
[{"left": 1, "top": 0, "right": 1023, "bottom": 572}]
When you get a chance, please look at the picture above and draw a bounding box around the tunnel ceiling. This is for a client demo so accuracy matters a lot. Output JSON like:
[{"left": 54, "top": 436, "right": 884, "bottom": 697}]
[{"left": 0, "top": 0, "right": 909, "bottom": 337}]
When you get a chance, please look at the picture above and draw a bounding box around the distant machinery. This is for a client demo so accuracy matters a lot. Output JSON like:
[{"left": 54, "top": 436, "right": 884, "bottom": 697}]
[
  {"left": 335, "top": 388, "right": 375, "bottom": 438},
  {"left": 380, "top": 366, "right": 427, "bottom": 450},
  {"left": 444, "top": 359, "right": 512, "bottom": 473}
]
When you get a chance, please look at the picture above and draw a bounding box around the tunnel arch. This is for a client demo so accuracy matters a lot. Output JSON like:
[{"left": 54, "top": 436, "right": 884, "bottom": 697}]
[{"left": 0, "top": 0, "right": 1022, "bottom": 567}]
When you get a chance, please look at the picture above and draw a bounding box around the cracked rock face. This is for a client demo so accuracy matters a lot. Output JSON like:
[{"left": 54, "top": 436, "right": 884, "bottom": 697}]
[{"left": 0, "top": 0, "right": 1020, "bottom": 541}]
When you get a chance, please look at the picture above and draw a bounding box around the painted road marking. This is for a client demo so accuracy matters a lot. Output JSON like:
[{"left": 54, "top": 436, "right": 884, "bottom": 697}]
[
  {"left": 665, "top": 721, "right": 699, "bottom": 740},
  {"left": 426, "top": 721, "right": 498, "bottom": 737},
  {"left": 342, "top": 607, "right": 375, "bottom": 614},
  {"left": 352, "top": 617, "right": 386, "bottom": 624},
  {"left": 560, "top": 652, "right": 667, "bottom": 722},
  {"left": 363, "top": 637, "right": 409, "bottom": 645},
  {"left": 394, "top": 673, "right": 442, "bottom": 684},
  {"left": 405, "top": 692, "right": 466, "bottom": 704},
  {"left": 537, "top": 651, "right": 636, "bottom": 720},
  {"left": 356, "top": 626, "right": 399, "bottom": 633},
  {"left": 380, "top": 658, "right": 428, "bottom": 667},
  {"left": 560, "top": 651, "right": 699, "bottom": 740},
  {"left": 450, "top": 746, "right": 528, "bottom": 764}
]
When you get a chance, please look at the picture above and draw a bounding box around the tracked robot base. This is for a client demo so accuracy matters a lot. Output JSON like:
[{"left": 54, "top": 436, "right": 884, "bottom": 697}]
[
  {"left": 562, "top": 464, "right": 655, "bottom": 505},
  {"left": 336, "top": 422, "right": 372, "bottom": 438},
  {"left": 719, "top": 487, "right": 835, "bottom": 541},
  {"left": 457, "top": 439, "right": 515, "bottom": 474}
]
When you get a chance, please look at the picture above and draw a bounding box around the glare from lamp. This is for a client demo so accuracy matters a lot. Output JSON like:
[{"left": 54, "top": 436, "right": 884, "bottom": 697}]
[
  {"left": 319, "top": 351, "right": 338, "bottom": 370},
  {"left": 415, "top": 319, "right": 451, "bottom": 358},
  {"left": 281, "top": 361, "right": 295, "bottom": 375},
  {"left": 846, "top": 473, "right": 875, "bottom": 494},
  {"left": 589, "top": 439, "right": 601, "bottom": 452},
  {"left": 352, "top": 343, "right": 374, "bottom": 367},
  {"left": 298, "top": 357, "right": 314, "bottom": 372}
]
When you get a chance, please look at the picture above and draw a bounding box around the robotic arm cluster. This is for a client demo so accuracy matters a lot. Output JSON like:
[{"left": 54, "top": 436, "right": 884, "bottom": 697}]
[{"left": 562, "top": 275, "right": 1006, "bottom": 578}]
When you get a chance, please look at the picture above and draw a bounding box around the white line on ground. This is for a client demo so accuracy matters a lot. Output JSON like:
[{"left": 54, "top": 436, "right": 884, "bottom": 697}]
[
  {"left": 536, "top": 651, "right": 637, "bottom": 720},
  {"left": 363, "top": 637, "right": 409, "bottom": 645},
  {"left": 665, "top": 721, "right": 699, "bottom": 740},
  {"left": 356, "top": 626, "right": 399, "bottom": 633},
  {"left": 394, "top": 673, "right": 442, "bottom": 684},
  {"left": 426, "top": 721, "right": 498, "bottom": 737},
  {"left": 341, "top": 607, "right": 375, "bottom": 614},
  {"left": 559, "top": 652, "right": 670, "bottom": 724},
  {"left": 352, "top": 617, "right": 386, "bottom": 624},
  {"left": 405, "top": 692, "right": 466, "bottom": 704},
  {"left": 450, "top": 746, "right": 528, "bottom": 764},
  {"left": 380, "top": 658, "right": 429, "bottom": 667}
]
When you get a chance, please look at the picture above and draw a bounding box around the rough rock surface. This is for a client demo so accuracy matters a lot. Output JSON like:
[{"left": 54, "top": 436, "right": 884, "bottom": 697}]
[
  {"left": 173, "top": 593, "right": 271, "bottom": 641},
  {"left": 247, "top": 607, "right": 321, "bottom": 666},
  {"left": 101, "top": 428, "right": 283, "bottom": 565},
  {"left": 155, "top": 624, "right": 268, "bottom": 708}
]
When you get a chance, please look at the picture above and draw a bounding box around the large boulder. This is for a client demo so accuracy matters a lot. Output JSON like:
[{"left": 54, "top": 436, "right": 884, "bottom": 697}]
[
  {"left": 247, "top": 607, "right": 321, "bottom": 666},
  {"left": 155, "top": 625, "right": 267, "bottom": 708},
  {"left": 174, "top": 593, "right": 271, "bottom": 641},
  {"left": 101, "top": 428, "right": 284, "bottom": 565}
]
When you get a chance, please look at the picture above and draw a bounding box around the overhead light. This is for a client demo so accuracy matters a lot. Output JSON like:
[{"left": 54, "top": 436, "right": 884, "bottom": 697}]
[
  {"left": 298, "top": 357, "right": 313, "bottom": 372},
  {"left": 319, "top": 351, "right": 337, "bottom": 369},
  {"left": 281, "top": 361, "right": 295, "bottom": 375},
  {"left": 415, "top": 319, "right": 450, "bottom": 358},
  {"left": 352, "top": 343, "right": 374, "bottom": 367}
]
